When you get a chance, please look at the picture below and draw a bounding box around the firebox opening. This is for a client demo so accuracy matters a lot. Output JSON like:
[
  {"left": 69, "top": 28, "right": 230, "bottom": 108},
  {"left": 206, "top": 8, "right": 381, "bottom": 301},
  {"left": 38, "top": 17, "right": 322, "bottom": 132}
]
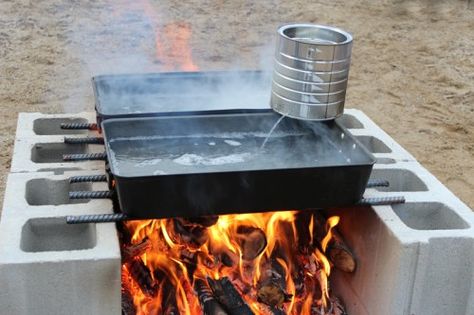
[
  {"left": 25, "top": 178, "right": 92, "bottom": 205},
  {"left": 20, "top": 217, "right": 97, "bottom": 252},
  {"left": 392, "top": 202, "right": 469, "bottom": 230},
  {"left": 120, "top": 210, "right": 350, "bottom": 314},
  {"left": 33, "top": 118, "right": 89, "bottom": 135}
]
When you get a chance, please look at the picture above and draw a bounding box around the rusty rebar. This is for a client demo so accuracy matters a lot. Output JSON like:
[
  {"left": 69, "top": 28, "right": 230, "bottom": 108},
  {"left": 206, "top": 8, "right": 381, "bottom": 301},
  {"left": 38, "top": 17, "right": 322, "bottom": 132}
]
[
  {"left": 357, "top": 196, "right": 405, "bottom": 206},
  {"left": 63, "top": 152, "right": 107, "bottom": 161},
  {"left": 69, "top": 174, "right": 107, "bottom": 183},
  {"left": 60, "top": 122, "right": 98, "bottom": 130},
  {"left": 64, "top": 137, "right": 104, "bottom": 144},
  {"left": 366, "top": 179, "right": 390, "bottom": 188},
  {"left": 66, "top": 213, "right": 128, "bottom": 224},
  {"left": 69, "top": 190, "right": 113, "bottom": 199}
]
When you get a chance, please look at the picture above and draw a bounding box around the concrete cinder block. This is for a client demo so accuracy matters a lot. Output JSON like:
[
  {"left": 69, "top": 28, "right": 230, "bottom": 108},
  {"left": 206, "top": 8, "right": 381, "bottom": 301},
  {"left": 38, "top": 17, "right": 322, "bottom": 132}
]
[
  {"left": 16, "top": 112, "right": 97, "bottom": 138},
  {"left": 332, "top": 111, "right": 474, "bottom": 315},
  {"left": 10, "top": 136, "right": 105, "bottom": 173},
  {"left": 331, "top": 160, "right": 474, "bottom": 315},
  {"left": 0, "top": 170, "right": 120, "bottom": 315},
  {"left": 4, "top": 110, "right": 474, "bottom": 315},
  {"left": 0, "top": 170, "right": 112, "bottom": 222},
  {"left": 341, "top": 109, "right": 417, "bottom": 163}
]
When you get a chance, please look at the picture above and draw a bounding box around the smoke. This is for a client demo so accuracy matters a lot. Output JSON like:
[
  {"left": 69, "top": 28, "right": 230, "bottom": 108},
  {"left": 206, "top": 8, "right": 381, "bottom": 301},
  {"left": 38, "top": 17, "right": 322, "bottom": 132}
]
[{"left": 62, "top": 0, "right": 277, "bottom": 113}]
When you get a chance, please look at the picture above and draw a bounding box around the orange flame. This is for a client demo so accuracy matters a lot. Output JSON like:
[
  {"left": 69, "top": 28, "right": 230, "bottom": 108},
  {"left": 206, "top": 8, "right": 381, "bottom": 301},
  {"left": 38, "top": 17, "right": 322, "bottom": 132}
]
[
  {"left": 109, "top": 0, "right": 198, "bottom": 71},
  {"left": 122, "top": 211, "right": 340, "bottom": 314}
]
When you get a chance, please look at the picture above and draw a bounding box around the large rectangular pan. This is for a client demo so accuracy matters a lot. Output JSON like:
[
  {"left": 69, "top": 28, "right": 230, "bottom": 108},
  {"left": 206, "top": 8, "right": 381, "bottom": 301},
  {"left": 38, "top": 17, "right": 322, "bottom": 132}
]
[
  {"left": 93, "top": 71, "right": 272, "bottom": 125},
  {"left": 102, "top": 110, "right": 375, "bottom": 218}
]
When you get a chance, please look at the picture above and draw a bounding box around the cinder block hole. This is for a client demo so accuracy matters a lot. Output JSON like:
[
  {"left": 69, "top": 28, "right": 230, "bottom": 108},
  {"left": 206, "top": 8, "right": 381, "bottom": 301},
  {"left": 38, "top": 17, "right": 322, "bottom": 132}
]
[
  {"left": 370, "top": 169, "right": 428, "bottom": 192},
  {"left": 376, "top": 157, "right": 396, "bottom": 164},
  {"left": 33, "top": 118, "right": 89, "bottom": 135},
  {"left": 25, "top": 179, "right": 91, "bottom": 205},
  {"left": 392, "top": 202, "right": 469, "bottom": 230},
  {"left": 355, "top": 136, "right": 392, "bottom": 153},
  {"left": 336, "top": 114, "right": 364, "bottom": 129},
  {"left": 31, "top": 143, "right": 88, "bottom": 163},
  {"left": 20, "top": 218, "right": 97, "bottom": 252}
]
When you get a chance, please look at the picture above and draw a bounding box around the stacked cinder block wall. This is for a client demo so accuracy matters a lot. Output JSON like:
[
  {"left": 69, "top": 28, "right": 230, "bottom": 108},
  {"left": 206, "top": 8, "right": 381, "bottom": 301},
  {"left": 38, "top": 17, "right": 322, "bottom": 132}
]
[
  {"left": 0, "top": 113, "right": 121, "bottom": 315},
  {"left": 0, "top": 109, "right": 473, "bottom": 315},
  {"left": 333, "top": 110, "right": 474, "bottom": 315}
]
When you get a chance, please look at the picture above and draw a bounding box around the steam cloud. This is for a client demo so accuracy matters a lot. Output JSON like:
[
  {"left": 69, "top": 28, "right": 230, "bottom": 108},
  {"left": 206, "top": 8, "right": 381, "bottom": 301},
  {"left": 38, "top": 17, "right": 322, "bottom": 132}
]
[{"left": 63, "top": 0, "right": 276, "bottom": 113}]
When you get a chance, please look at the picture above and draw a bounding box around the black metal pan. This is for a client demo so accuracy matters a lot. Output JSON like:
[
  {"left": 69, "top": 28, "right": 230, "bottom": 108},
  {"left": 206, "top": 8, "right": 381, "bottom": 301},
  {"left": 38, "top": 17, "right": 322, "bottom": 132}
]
[
  {"left": 93, "top": 70, "right": 272, "bottom": 125},
  {"left": 102, "top": 109, "right": 375, "bottom": 218}
]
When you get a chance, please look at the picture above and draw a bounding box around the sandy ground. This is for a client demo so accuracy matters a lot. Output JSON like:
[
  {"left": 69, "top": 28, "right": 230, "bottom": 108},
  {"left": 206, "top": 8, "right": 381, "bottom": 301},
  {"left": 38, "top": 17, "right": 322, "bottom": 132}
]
[{"left": 0, "top": 0, "right": 473, "bottom": 211}]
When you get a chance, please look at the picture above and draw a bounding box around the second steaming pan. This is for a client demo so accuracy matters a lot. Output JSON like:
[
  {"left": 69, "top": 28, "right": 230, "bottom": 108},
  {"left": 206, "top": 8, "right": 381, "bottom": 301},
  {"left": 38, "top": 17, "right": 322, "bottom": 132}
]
[
  {"left": 93, "top": 71, "right": 271, "bottom": 125},
  {"left": 102, "top": 109, "right": 375, "bottom": 218}
]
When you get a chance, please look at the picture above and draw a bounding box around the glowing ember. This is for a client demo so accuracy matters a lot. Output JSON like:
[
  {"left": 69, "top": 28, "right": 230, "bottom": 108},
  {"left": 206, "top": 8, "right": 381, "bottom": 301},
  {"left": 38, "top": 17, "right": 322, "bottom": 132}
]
[{"left": 120, "top": 211, "right": 346, "bottom": 315}]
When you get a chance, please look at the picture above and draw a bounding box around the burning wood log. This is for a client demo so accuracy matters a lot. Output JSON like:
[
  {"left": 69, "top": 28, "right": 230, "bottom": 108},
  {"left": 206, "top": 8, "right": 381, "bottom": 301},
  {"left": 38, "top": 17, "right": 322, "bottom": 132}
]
[
  {"left": 172, "top": 217, "right": 209, "bottom": 248},
  {"left": 127, "top": 257, "right": 157, "bottom": 297},
  {"left": 256, "top": 258, "right": 292, "bottom": 309},
  {"left": 207, "top": 277, "right": 254, "bottom": 315},
  {"left": 117, "top": 221, "right": 133, "bottom": 245},
  {"left": 121, "top": 272, "right": 137, "bottom": 315},
  {"left": 121, "top": 237, "right": 152, "bottom": 263},
  {"left": 235, "top": 225, "right": 267, "bottom": 261},
  {"left": 257, "top": 282, "right": 292, "bottom": 309},
  {"left": 161, "top": 279, "right": 179, "bottom": 315},
  {"left": 194, "top": 278, "right": 229, "bottom": 315},
  {"left": 121, "top": 289, "right": 136, "bottom": 315},
  {"left": 312, "top": 212, "right": 357, "bottom": 273}
]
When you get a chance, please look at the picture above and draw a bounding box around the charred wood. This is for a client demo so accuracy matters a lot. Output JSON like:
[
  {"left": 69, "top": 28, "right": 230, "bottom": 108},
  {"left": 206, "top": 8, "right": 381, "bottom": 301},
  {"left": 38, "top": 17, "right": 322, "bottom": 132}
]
[
  {"left": 194, "top": 278, "right": 229, "bottom": 315},
  {"left": 172, "top": 218, "right": 209, "bottom": 248},
  {"left": 257, "top": 258, "right": 292, "bottom": 308},
  {"left": 122, "top": 237, "right": 152, "bottom": 263},
  {"left": 121, "top": 288, "right": 136, "bottom": 315},
  {"left": 257, "top": 282, "right": 292, "bottom": 309},
  {"left": 117, "top": 222, "right": 133, "bottom": 244},
  {"left": 159, "top": 278, "right": 180, "bottom": 315},
  {"left": 127, "top": 257, "right": 157, "bottom": 297},
  {"left": 121, "top": 272, "right": 137, "bottom": 315},
  {"left": 312, "top": 212, "right": 357, "bottom": 273},
  {"left": 207, "top": 277, "right": 254, "bottom": 315},
  {"left": 235, "top": 225, "right": 267, "bottom": 261}
]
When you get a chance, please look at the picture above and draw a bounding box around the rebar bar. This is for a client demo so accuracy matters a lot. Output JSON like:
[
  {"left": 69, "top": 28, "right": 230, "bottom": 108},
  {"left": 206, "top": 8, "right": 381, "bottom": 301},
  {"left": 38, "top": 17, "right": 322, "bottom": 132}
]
[
  {"left": 357, "top": 196, "right": 405, "bottom": 206},
  {"left": 69, "top": 190, "right": 113, "bottom": 199},
  {"left": 366, "top": 179, "right": 390, "bottom": 188},
  {"left": 60, "top": 122, "right": 98, "bottom": 130},
  {"left": 69, "top": 174, "right": 107, "bottom": 183},
  {"left": 66, "top": 213, "right": 128, "bottom": 224},
  {"left": 62, "top": 152, "right": 107, "bottom": 161},
  {"left": 64, "top": 137, "right": 104, "bottom": 144}
]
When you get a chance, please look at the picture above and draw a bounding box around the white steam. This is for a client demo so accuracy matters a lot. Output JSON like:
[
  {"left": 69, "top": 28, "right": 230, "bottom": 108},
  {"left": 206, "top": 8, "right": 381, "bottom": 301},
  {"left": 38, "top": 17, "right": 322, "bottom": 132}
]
[{"left": 62, "top": 0, "right": 277, "bottom": 113}]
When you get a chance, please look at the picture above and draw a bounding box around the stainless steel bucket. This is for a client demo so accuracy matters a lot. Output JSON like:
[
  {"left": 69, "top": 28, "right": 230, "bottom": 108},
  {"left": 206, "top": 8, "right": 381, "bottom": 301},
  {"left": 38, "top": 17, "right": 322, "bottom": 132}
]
[{"left": 270, "top": 24, "right": 353, "bottom": 120}]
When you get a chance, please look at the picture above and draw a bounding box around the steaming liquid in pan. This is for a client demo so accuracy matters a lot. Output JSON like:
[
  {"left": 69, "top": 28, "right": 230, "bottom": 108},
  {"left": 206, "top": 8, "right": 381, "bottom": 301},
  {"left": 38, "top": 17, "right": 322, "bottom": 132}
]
[
  {"left": 105, "top": 112, "right": 370, "bottom": 177},
  {"left": 108, "top": 132, "right": 366, "bottom": 178}
]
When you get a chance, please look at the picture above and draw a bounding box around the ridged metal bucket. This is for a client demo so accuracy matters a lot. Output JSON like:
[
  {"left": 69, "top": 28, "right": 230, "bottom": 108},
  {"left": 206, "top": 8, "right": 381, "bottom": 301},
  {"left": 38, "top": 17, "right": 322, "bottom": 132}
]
[{"left": 271, "top": 24, "right": 353, "bottom": 120}]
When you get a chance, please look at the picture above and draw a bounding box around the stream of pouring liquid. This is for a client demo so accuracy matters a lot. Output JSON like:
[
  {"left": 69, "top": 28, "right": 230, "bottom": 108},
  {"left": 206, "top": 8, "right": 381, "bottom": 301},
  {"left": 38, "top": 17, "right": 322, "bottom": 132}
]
[{"left": 260, "top": 114, "right": 286, "bottom": 150}]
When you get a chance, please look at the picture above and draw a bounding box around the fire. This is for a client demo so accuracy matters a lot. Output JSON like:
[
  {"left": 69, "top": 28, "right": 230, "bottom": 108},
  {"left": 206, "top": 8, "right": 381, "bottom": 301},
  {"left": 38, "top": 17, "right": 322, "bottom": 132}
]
[
  {"left": 109, "top": 0, "right": 198, "bottom": 71},
  {"left": 121, "top": 212, "right": 342, "bottom": 315}
]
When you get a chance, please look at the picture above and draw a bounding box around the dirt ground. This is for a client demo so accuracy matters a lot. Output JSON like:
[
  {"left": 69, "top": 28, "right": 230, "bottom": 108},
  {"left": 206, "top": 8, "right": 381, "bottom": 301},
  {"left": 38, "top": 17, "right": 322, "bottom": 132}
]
[{"left": 0, "top": 0, "right": 473, "bottom": 211}]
